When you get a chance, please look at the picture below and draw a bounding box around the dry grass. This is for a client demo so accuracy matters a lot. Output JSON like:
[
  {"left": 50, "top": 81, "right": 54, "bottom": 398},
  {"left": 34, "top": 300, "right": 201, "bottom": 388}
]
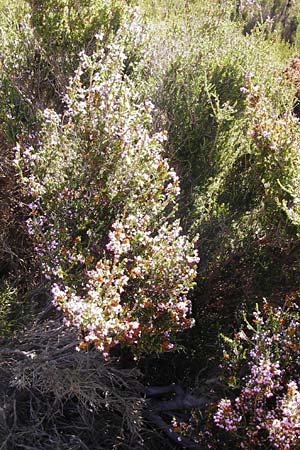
[{"left": 0, "top": 318, "right": 149, "bottom": 450}]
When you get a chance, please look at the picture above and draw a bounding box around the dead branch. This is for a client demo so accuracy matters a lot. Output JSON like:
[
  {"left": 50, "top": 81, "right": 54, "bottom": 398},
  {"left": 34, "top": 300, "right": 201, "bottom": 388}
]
[
  {"left": 145, "top": 384, "right": 211, "bottom": 449},
  {"left": 147, "top": 413, "right": 206, "bottom": 450}
]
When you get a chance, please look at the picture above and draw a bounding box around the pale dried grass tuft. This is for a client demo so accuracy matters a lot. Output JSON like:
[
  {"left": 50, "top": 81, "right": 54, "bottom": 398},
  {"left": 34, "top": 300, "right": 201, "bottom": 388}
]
[{"left": 0, "top": 319, "right": 147, "bottom": 450}]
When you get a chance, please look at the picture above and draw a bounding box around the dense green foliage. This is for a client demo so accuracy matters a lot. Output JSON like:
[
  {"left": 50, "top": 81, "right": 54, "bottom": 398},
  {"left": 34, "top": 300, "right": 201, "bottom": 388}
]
[
  {"left": 147, "top": 2, "right": 300, "bottom": 308},
  {"left": 1, "top": 0, "right": 300, "bottom": 448}
]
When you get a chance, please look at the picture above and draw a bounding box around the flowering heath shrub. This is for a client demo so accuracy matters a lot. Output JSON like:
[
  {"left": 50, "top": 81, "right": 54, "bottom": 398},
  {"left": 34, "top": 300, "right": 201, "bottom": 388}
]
[
  {"left": 213, "top": 300, "right": 300, "bottom": 449},
  {"left": 16, "top": 25, "right": 199, "bottom": 358}
]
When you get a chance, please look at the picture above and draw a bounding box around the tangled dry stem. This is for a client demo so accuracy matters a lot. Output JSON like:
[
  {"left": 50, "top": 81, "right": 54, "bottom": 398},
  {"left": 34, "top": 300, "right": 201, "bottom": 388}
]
[{"left": 0, "top": 318, "right": 147, "bottom": 450}]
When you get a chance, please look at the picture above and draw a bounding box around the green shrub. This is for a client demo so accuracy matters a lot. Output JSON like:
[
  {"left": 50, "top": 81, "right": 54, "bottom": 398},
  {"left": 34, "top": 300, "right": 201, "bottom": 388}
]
[
  {"left": 236, "top": 0, "right": 300, "bottom": 44},
  {"left": 0, "top": 283, "right": 18, "bottom": 337},
  {"left": 190, "top": 73, "right": 300, "bottom": 298},
  {"left": 140, "top": 1, "right": 291, "bottom": 191},
  {"left": 27, "top": 0, "right": 143, "bottom": 77},
  {"left": 0, "top": 0, "right": 35, "bottom": 137},
  {"left": 0, "top": 0, "right": 31, "bottom": 73},
  {"left": 139, "top": 0, "right": 297, "bottom": 305}
]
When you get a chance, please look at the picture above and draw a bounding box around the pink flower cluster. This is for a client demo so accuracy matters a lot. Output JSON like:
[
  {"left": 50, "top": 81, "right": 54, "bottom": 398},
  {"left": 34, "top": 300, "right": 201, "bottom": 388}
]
[{"left": 213, "top": 301, "right": 300, "bottom": 449}]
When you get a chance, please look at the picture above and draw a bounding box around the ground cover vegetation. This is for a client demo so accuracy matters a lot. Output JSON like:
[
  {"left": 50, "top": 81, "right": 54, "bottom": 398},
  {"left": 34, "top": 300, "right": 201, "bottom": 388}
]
[{"left": 1, "top": 0, "right": 300, "bottom": 448}]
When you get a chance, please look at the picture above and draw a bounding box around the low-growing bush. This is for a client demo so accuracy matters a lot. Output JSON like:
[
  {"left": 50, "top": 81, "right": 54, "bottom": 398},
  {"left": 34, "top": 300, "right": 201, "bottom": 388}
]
[
  {"left": 210, "top": 299, "right": 300, "bottom": 449},
  {"left": 191, "top": 73, "right": 300, "bottom": 302},
  {"left": 28, "top": 0, "right": 125, "bottom": 61},
  {"left": 140, "top": 0, "right": 289, "bottom": 190},
  {"left": 16, "top": 22, "right": 199, "bottom": 358},
  {"left": 25, "top": 0, "right": 145, "bottom": 108},
  {"left": 236, "top": 0, "right": 300, "bottom": 44}
]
